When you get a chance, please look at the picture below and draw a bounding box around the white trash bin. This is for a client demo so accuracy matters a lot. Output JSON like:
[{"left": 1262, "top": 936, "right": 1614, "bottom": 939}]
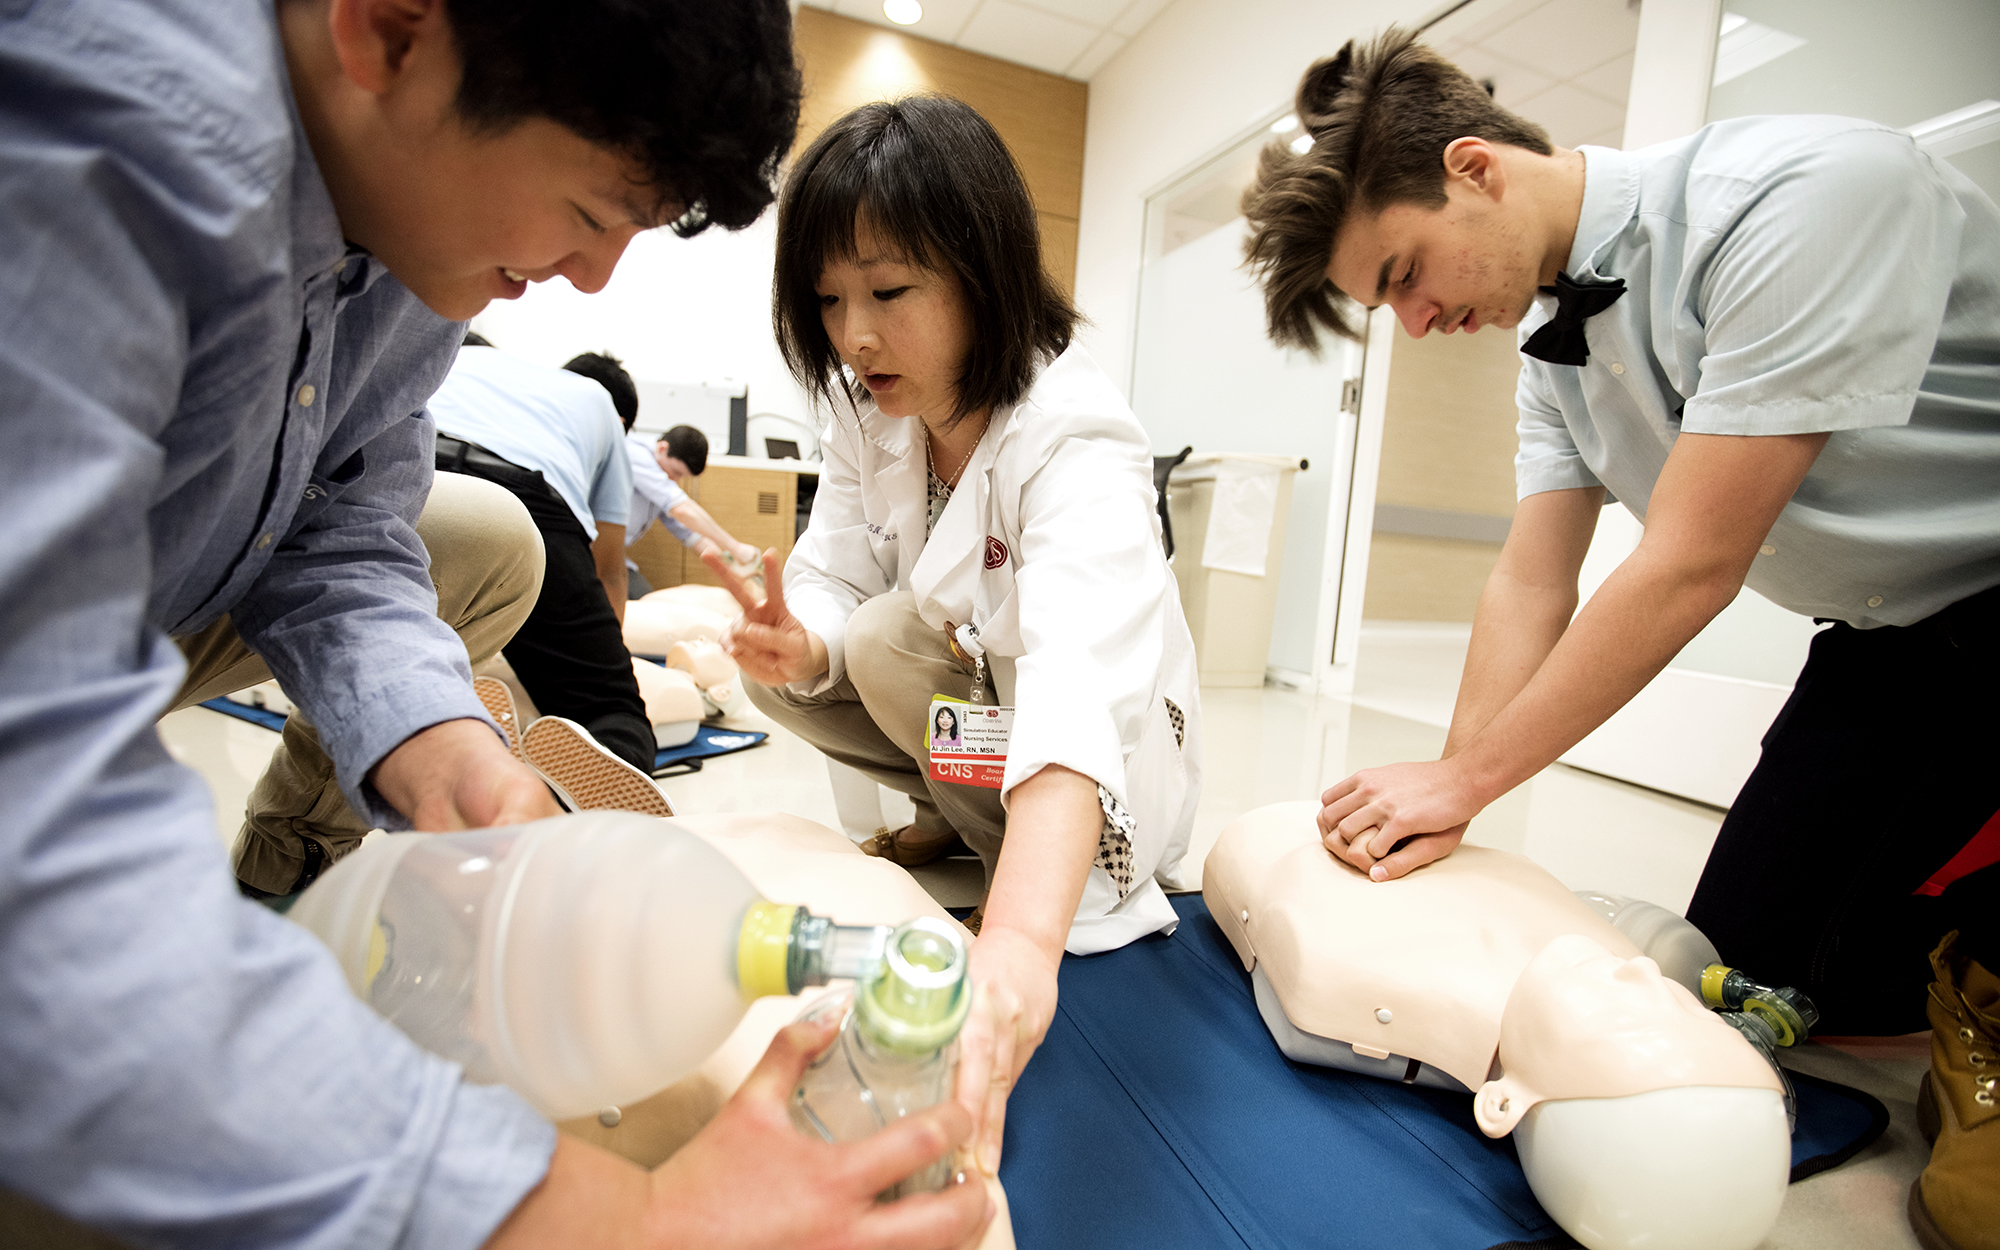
[{"left": 1165, "top": 452, "right": 1303, "bottom": 688}]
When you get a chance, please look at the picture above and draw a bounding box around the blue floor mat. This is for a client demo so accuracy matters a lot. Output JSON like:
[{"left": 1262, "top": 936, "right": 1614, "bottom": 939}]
[
  {"left": 199, "top": 698, "right": 288, "bottom": 732},
  {"left": 652, "top": 725, "right": 766, "bottom": 775},
  {"left": 198, "top": 699, "right": 767, "bottom": 776},
  {"left": 997, "top": 894, "right": 1886, "bottom": 1250}
]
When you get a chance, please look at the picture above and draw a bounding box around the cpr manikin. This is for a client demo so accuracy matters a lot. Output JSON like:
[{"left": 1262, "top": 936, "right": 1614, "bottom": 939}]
[{"left": 1204, "top": 802, "right": 1792, "bottom": 1250}]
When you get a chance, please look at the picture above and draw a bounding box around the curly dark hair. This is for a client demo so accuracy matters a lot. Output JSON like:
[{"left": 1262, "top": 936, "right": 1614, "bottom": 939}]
[
  {"left": 772, "top": 96, "right": 1079, "bottom": 427},
  {"left": 1241, "top": 27, "right": 1549, "bottom": 351},
  {"left": 447, "top": 0, "right": 803, "bottom": 237}
]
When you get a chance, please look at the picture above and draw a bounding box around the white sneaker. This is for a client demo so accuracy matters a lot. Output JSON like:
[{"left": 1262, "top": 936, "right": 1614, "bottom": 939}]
[{"left": 519, "top": 716, "right": 674, "bottom": 817}]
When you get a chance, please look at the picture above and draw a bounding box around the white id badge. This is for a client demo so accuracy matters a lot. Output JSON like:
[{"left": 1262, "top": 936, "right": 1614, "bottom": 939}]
[{"left": 926, "top": 695, "right": 1012, "bottom": 789}]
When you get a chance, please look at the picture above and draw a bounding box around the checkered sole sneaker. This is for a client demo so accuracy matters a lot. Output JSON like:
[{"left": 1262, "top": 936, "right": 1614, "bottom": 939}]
[
  {"left": 519, "top": 717, "right": 674, "bottom": 818},
  {"left": 473, "top": 676, "right": 522, "bottom": 756}
]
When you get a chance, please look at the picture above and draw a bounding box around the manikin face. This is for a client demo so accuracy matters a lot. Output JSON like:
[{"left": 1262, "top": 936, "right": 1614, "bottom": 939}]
[
  {"left": 815, "top": 219, "right": 976, "bottom": 426},
  {"left": 1475, "top": 934, "right": 1780, "bottom": 1137},
  {"left": 1326, "top": 141, "right": 1546, "bottom": 340}
]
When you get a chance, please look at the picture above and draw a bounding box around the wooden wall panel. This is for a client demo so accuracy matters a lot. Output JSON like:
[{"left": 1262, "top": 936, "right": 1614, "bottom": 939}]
[
  {"left": 1375, "top": 325, "right": 1523, "bottom": 517},
  {"left": 1361, "top": 533, "right": 1504, "bottom": 623},
  {"left": 791, "top": 7, "right": 1085, "bottom": 291}
]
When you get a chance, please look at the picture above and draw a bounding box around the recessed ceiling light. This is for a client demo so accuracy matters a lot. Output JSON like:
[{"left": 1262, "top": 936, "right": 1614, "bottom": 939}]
[
  {"left": 1271, "top": 115, "right": 1301, "bottom": 133},
  {"left": 883, "top": 0, "right": 922, "bottom": 24},
  {"left": 1290, "top": 133, "right": 1313, "bottom": 155}
]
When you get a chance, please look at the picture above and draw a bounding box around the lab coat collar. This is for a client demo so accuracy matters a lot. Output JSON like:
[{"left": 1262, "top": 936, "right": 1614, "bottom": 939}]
[{"left": 909, "top": 405, "right": 1019, "bottom": 629}]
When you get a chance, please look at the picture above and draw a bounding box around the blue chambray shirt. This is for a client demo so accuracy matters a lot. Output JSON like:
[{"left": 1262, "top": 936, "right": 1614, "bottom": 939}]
[
  {"left": 1515, "top": 116, "right": 2000, "bottom": 628},
  {"left": 0, "top": 0, "right": 556, "bottom": 1244}
]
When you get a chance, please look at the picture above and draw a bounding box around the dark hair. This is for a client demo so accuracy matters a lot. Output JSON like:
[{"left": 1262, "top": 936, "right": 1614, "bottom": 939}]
[
  {"left": 462, "top": 330, "right": 493, "bottom": 347},
  {"left": 933, "top": 705, "right": 957, "bottom": 738},
  {"left": 446, "top": 0, "right": 803, "bottom": 237},
  {"left": 772, "top": 96, "right": 1079, "bottom": 426},
  {"left": 563, "top": 351, "right": 639, "bottom": 429},
  {"left": 1241, "top": 27, "right": 1551, "bottom": 351},
  {"left": 660, "top": 424, "right": 708, "bottom": 476}
]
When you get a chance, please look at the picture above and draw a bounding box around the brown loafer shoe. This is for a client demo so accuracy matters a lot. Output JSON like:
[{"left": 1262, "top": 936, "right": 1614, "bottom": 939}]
[{"left": 859, "top": 824, "right": 967, "bottom": 867}]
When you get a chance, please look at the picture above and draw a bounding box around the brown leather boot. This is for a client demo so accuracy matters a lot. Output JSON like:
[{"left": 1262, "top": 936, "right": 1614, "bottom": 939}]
[{"left": 1909, "top": 931, "right": 2000, "bottom": 1250}]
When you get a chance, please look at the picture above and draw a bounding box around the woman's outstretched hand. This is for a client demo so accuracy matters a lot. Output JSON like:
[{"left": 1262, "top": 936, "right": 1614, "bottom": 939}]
[
  {"left": 703, "top": 547, "right": 828, "bottom": 686},
  {"left": 952, "top": 925, "right": 1059, "bottom": 1178}
]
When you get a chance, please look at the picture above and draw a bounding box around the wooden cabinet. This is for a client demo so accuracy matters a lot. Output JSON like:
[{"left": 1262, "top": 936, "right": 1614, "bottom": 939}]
[{"left": 627, "top": 458, "right": 809, "bottom": 590}]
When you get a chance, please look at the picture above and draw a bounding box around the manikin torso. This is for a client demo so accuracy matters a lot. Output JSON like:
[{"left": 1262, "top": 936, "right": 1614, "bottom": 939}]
[{"left": 1204, "top": 802, "right": 1790, "bottom": 1250}]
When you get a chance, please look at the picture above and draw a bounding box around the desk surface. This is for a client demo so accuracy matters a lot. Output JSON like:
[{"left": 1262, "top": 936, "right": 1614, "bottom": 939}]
[{"left": 708, "top": 454, "right": 820, "bottom": 476}]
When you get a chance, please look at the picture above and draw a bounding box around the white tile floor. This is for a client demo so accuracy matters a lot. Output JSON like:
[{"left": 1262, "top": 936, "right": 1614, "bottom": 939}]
[{"left": 155, "top": 622, "right": 1931, "bottom": 1250}]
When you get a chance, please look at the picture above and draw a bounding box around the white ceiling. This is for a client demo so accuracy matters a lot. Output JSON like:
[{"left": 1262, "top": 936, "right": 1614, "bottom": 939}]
[
  {"left": 1427, "top": 0, "right": 1640, "bottom": 149},
  {"left": 799, "top": 0, "right": 1177, "bottom": 81}
]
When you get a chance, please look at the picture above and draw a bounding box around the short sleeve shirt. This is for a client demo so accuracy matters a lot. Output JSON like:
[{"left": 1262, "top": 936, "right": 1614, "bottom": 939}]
[
  {"left": 625, "top": 433, "right": 699, "bottom": 547},
  {"left": 428, "top": 347, "right": 631, "bottom": 539},
  {"left": 1515, "top": 116, "right": 2000, "bottom": 628}
]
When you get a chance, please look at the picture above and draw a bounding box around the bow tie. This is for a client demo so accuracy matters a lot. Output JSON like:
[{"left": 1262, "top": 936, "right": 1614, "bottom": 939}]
[{"left": 1520, "top": 271, "right": 1626, "bottom": 366}]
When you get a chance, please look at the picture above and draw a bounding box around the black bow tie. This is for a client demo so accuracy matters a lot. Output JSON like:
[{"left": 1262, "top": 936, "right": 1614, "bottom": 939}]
[{"left": 1520, "top": 271, "right": 1626, "bottom": 366}]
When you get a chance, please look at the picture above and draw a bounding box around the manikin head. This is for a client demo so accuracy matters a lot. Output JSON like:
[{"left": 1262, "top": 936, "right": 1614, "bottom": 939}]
[
  {"left": 279, "top": 0, "right": 801, "bottom": 320},
  {"left": 1240, "top": 27, "right": 1580, "bottom": 347},
  {"left": 772, "top": 97, "right": 1079, "bottom": 434},
  {"left": 1478, "top": 936, "right": 1790, "bottom": 1250}
]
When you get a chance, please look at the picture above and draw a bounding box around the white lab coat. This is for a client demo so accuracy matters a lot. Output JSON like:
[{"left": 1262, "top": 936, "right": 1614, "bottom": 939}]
[{"left": 785, "top": 344, "right": 1202, "bottom": 953}]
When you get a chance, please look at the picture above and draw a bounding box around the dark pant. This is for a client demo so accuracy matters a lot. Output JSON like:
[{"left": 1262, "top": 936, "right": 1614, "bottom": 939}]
[
  {"left": 1686, "top": 581, "right": 2000, "bottom": 1036},
  {"left": 436, "top": 441, "right": 653, "bottom": 774}
]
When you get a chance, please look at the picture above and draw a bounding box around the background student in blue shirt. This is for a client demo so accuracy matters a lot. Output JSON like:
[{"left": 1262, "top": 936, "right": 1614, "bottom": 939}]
[
  {"left": 1243, "top": 29, "right": 1998, "bottom": 1250},
  {"left": 0, "top": 0, "right": 990, "bottom": 1246}
]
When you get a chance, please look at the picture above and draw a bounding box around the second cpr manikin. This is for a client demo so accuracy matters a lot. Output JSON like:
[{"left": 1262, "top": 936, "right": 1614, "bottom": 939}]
[{"left": 1203, "top": 802, "right": 1794, "bottom": 1250}]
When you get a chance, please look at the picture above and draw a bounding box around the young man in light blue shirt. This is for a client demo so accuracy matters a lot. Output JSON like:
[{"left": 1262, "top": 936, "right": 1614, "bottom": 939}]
[
  {"left": 0, "top": 1, "right": 988, "bottom": 1247},
  {"left": 1245, "top": 29, "right": 1998, "bottom": 1248},
  {"left": 431, "top": 338, "right": 654, "bottom": 772},
  {"left": 626, "top": 423, "right": 765, "bottom": 592}
]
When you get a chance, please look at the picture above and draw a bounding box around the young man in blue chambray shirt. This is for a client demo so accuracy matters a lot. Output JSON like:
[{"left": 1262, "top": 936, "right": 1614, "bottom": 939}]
[
  {"left": 0, "top": 1, "right": 991, "bottom": 1247},
  {"left": 1244, "top": 29, "right": 1999, "bottom": 1250}
]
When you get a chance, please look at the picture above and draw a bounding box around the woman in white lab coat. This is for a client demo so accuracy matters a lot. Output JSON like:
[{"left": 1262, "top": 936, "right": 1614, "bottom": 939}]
[{"left": 706, "top": 96, "right": 1201, "bottom": 1176}]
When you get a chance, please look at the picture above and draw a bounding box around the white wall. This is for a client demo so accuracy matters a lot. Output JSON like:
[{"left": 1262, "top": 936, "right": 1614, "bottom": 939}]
[
  {"left": 1072, "top": 0, "right": 1435, "bottom": 395},
  {"left": 468, "top": 212, "right": 815, "bottom": 433}
]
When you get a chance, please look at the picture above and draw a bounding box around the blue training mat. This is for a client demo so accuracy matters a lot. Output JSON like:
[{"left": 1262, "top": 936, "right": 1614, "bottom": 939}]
[
  {"left": 198, "top": 699, "right": 768, "bottom": 776},
  {"left": 997, "top": 894, "right": 1886, "bottom": 1250},
  {"left": 652, "top": 725, "right": 767, "bottom": 774}
]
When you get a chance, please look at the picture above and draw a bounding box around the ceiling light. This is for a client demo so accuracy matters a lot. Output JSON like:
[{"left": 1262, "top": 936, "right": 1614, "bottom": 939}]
[
  {"left": 1271, "top": 115, "right": 1300, "bottom": 133},
  {"left": 883, "top": 0, "right": 922, "bottom": 24},
  {"left": 1290, "top": 133, "right": 1313, "bottom": 155},
  {"left": 1908, "top": 99, "right": 2000, "bottom": 157}
]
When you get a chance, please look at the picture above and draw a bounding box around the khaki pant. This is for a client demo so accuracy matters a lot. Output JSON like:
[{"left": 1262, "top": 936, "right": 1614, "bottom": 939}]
[
  {"left": 747, "top": 593, "right": 1008, "bottom": 877},
  {"left": 171, "top": 473, "right": 544, "bottom": 894}
]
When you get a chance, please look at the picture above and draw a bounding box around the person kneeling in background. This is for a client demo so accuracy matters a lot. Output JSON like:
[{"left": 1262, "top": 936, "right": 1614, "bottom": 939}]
[{"left": 430, "top": 334, "right": 654, "bottom": 774}]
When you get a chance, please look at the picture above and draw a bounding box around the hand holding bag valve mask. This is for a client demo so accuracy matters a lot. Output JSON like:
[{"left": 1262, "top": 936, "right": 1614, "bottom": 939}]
[{"left": 929, "top": 621, "right": 1013, "bottom": 790}]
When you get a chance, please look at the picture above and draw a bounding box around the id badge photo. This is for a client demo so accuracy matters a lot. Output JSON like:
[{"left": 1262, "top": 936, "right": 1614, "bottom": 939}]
[{"left": 927, "top": 695, "right": 1012, "bottom": 789}]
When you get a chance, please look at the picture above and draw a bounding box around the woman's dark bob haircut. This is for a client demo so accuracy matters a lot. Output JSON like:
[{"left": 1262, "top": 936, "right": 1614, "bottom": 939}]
[{"left": 773, "top": 96, "right": 1079, "bottom": 425}]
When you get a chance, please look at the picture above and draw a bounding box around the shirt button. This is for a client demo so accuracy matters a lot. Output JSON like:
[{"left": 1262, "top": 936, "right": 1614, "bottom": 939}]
[
  {"left": 296, "top": 384, "right": 316, "bottom": 407},
  {"left": 256, "top": 532, "right": 274, "bottom": 549},
  {"left": 1759, "top": 544, "right": 1777, "bottom": 556},
  {"left": 1610, "top": 362, "right": 1626, "bottom": 375},
  {"left": 1867, "top": 595, "right": 1884, "bottom": 608}
]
